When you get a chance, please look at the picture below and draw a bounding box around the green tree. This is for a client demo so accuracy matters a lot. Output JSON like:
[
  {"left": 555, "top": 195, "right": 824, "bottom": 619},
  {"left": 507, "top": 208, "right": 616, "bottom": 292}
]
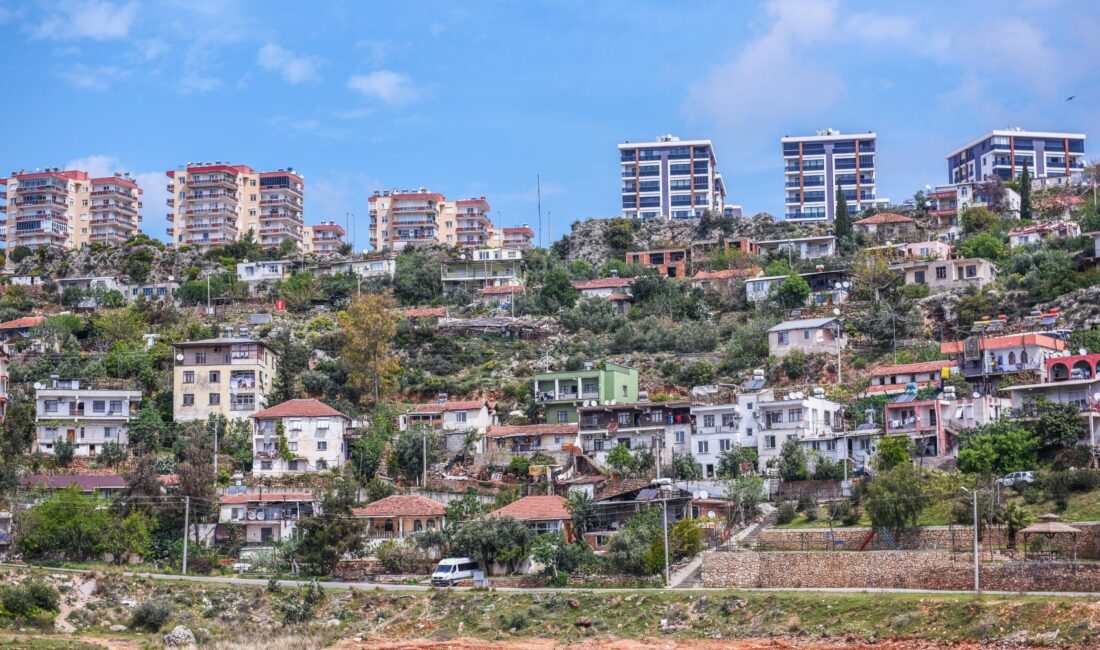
[
  {"left": 278, "top": 237, "right": 299, "bottom": 257},
  {"left": 960, "top": 206, "right": 1000, "bottom": 234},
  {"left": 389, "top": 425, "right": 440, "bottom": 483},
  {"left": 339, "top": 293, "right": 401, "bottom": 403},
  {"left": 15, "top": 487, "right": 111, "bottom": 561},
  {"left": 565, "top": 491, "right": 595, "bottom": 537},
  {"left": 279, "top": 272, "right": 321, "bottom": 312},
  {"left": 671, "top": 452, "right": 703, "bottom": 481},
  {"left": 54, "top": 439, "right": 76, "bottom": 467},
  {"left": 530, "top": 532, "right": 590, "bottom": 577},
  {"left": 99, "top": 511, "right": 154, "bottom": 564},
  {"left": 834, "top": 182, "right": 853, "bottom": 243},
  {"left": 126, "top": 408, "right": 169, "bottom": 453},
  {"left": 9, "top": 245, "right": 32, "bottom": 264},
  {"left": 392, "top": 250, "right": 443, "bottom": 305},
  {"left": 999, "top": 501, "right": 1033, "bottom": 549},
  {"left": 717, "top": 445, "right": 757, "bottom": 479},
  {"left": 606, "top": 506, "right": 662, "bottom": 576},
  {"left": 97, "top": 442, "right": 128, "bottom": 467},
  {"left": 451, "top": 516, "right": 533, "bottom": 576},
  {"left": 957, "top": 232, "right": 1006, "bottom": 262},
  {"left": 957, "top": 421, "right": 1039, "bottom": 475},
  {"left": 777, "top": 438, "right": 807, "bottom": 481},
  {"left": 606, "top": 443, "right": 635, "bottom": 476},
  {"left": 1019, "top": 160, "right": 1031, "bottom": 219},
  {"left": 773, "top": 272, "right": 811, "bottom": 309},
  {"left": 864, "top": 464, "right": 929, "bottom": 540},
  {"left": 874, "top": 436, "right": 913, "bottom": 472},
  {"left": 725, "top": 474, "right": 765, "bottom": 526},
  {"left": 294, "top": 472, "right": 364, "bottom": 574},
  {"left": 1033, "top": 398, "right": 1085, "bottom": 449},
  {"left": 538, "top": 269, "right": 579, "bottom": 311}
]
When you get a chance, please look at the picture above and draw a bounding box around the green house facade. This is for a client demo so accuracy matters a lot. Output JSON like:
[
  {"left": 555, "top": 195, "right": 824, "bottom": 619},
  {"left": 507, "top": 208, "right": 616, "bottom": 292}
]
[{"left": 532, "top": 362, "right": 638, "bottom": 424}]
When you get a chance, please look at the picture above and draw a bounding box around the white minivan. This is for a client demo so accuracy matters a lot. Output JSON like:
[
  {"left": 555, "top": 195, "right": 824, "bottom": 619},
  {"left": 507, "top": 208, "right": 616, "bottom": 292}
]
[{"left": 431, "top": 557, "right": 480, "bottom": 586}]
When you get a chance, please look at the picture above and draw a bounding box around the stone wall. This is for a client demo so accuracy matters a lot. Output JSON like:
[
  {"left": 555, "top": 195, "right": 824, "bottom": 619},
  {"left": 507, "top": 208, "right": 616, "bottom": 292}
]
[
  {"left": 702, "top": 550, "right": 1100, "bottom": 592},
  {"left": 756, "top": 522, "right": 1100, "bottom": 559}
]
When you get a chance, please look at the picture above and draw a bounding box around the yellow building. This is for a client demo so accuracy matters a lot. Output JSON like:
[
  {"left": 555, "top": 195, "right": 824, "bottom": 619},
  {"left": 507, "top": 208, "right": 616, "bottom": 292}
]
[
  {"left": 166, "top": 163, "right": 303, "bottom": 251},
  {"left": 171, "top": 336, "right": 280, "bottom": 422},
  {"left": 4, "top": 168, "right": 143, "bottom": 253},
  {"left": 369, "top": 189, "right": 509, "bottom": 252},
  {"left": 303, "top": 221, "right": 346, "bottom": 254}
]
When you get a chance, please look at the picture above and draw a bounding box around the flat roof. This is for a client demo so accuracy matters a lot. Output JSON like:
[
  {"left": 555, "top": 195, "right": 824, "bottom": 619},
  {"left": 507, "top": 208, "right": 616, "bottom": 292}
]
[
  {"left": 781, "top": 132, "right": 876, "bottom": 143},
  {"left": 768, "top": 317, "right": 838, "bottom": 333},
  {"left": 755, "top": 235, "right": 836, "bottom": 245},
  {"left": 618, "top": 138, "right": 714, "bottom": 149},
  {"left": 945, "top": 130, "right": 1087, "bottom": 159},
  {"left": 172, "top": 337, "right": 270, "bottom": 348},
  {"left": 1001, "top": 377, "right": 1100, "bottom": 392}
]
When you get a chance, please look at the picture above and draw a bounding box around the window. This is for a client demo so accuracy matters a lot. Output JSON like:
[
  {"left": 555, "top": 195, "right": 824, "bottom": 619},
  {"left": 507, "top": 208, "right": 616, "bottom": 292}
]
[
  {"left": 675, "top": 431, "right": 685, "bottom": 443},
  {"left": 209, "top": 371, "right": 220, "bottom": 383},
  {"left": 456, "top": 411, "right": 468, "bottom": 423},
  {"left": 914, "top": 270, "right": 925, "bottom": 284},
  {"left": 826, "top": 440, "right": 836, "bottom": 451},
  {"left": 777, "top": 331, "right": 788, "bottom": 344},
  {"left": 194, "top": 351, "right": 207, "bottom": 363},
  {"left": 618, "top": 412, "right": 632, "bottom": 425},
  {"left": 109, "top": 400, "right": 123, "bottom": 414},
  {"left": 208, "top": 393, "right": 220, "bottom": 405},
  {"left": 317, "top": 441, "right": 327, "bottom": 451},
  {"left": 703, "top": 415, "right": 715, "bottom": 428},
  {"left": 103, "top": 427, "right": 116, "bottom": 438},
  {"left": 746, "top": 427, "right": 753, "bottom": 437},
  {"left": 803, "top": 330, "right": 810, "bottom": 340},
  {"left": 183, "top": 394, "right": 195, "bottom": 406},
  {"left": 697, "top": 440, "right": 709, "bottom": 454},
  {"left": 764, "top": 435, "right": 776, "bottom": 449},
  {"left": 260, "top": 461, "right": 272, "bottom": 471},
  {"left": 288, "top": 441, "right": 298, "bottom": 452},
  {"left": 556, "top": 410, "right": 568, "bottom": 423},
  {"left": 621, "top": 385, "right": 628, "bottom": 398},
  {"left": 965, "top": 265, "right": 977, "bottom": 278},
  {"left": 788, "top": 408, "right": 803, "bottom": 422},
  {"left": 722, "top": 413, "right": 736, "bottom": 428},
  {"left": 182, "top": 371, "right": 195, "bottom": 384},
  {"left": 935, "top": 266, "right": 947, "bottom": 280},
  {"left": 92, "top": 400, "right": 106, "bottom": 413},
  {"left": 719, "top": 439, "right": 731, "bottom": 452}
]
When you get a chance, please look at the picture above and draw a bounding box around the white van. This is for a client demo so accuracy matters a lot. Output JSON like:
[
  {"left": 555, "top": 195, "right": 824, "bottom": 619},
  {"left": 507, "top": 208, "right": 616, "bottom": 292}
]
[{"left": 431, "top": 557, "right": 480, "bottom": 586}]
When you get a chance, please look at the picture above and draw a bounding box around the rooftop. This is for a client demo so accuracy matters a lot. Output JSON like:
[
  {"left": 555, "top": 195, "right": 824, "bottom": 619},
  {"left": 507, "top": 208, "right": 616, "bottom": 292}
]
[
  {"left": 219, "top": 491, "right": 315, "bottom": 505},
  {"left": 0, "top": 316, "right": 45, "bottom": 330},
  {"left": 870, "top": 360, "right": 956, "bottom": 377},
  {"left": 572, "top": 278, "right": 633, "bottom": 290},
  {"left": 352, "top": 495, "right": 446, "bottom": 518},
  {"left": 484, "top": 423, "right": 578, "bottom": 438},
  {"left": 251, "top": 399, "right": 348, "bottom": 420},
  {"left": 941, "top": 333, "right": 1066, "bottom": 354},
  {"left": 409, "top": 399, "right": 489, "bottom": 414},
  {"left": 855, "top": 212, "right": 914, "bottom": 225},
  {"left": 768, "top": 317, "right": 839, "bottom": 333},
  {"left": 21, "top": 474, "right": 127, "bottom": 490},
  {"left": 487, "top": 495, "right": 570, "bottom": 521}
]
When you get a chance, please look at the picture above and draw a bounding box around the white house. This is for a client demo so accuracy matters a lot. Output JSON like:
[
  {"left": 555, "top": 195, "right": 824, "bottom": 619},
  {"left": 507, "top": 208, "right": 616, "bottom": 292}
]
[
  {"left": 753, "top": 236, "right": 837, "bottom": 260},
  {"left": 399, "top": 397, "right": 495, "bottom": 455},
  {"left": 34, "top": 378, "right": 142, "bottom": 457},
  {"left": 309, "top": 258, "right": 396, "bottom": 280},
  {"left": 1007, "top": 222, "right": 1081, "bottom": 248},
  {"left": 236, "top": 259, "right": 295, "bottom": 283},
  {"left": 251, "top": 399, "right": 351, "bottom": 476},
  {"left": 891, "top": 257, "right": 997, "bottom": 293},
  {"left": 767, "top": 317, "right": 847, "bottom": 358},
  {"left": 754, "top": 388, "right": 847, "bottom": 465},
  {"left": 216, "top": 489, "right": 318, "bottom": 545},
  {"left": 571, "top": 277, "right": 633, "bottom": 298}
]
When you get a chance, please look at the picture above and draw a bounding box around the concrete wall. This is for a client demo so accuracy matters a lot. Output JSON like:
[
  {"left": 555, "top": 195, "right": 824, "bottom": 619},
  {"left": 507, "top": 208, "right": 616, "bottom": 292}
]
[{"left": 702, "top": 549, "right": 1100, "bottom": 592}]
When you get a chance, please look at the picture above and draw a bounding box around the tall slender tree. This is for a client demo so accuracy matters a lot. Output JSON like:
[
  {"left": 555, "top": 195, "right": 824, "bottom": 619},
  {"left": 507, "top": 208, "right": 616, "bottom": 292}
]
[
  {"left": 1018, "top": 161, "right": 1032, "bottom": 219},
  {"left": 833, "top": 182, "right": 853, "bottom": 242}
]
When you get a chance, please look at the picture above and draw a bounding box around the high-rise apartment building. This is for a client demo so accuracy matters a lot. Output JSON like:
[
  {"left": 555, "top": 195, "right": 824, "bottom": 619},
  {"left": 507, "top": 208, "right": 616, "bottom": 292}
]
[
  {"left": 4, "top": 168, "right": 142, "bottom": 252},
  {"left": 303, "top": 222, "right": 346, "bottom": 254},
  {"left": 447, "top": 197, "right": 493, "bottom": 248},
  {"left": 619, "top": 135, "right": 727, "bottom": 219},
  {"left": 946, "top": 128, "right": 1086, "bottom": 184},
  {"left": 501, "top": 225, "right": 535, "bottom": 250},
  {"left": 782, "top": 130, "right": 880, "bottom": 223},
  {"left": 0, "top": 179, "right": 7, "bottom": 248},
  {"left": 369, "top": 190, "right": 510, "bottom": 252},
  {"left": 166, "top": 162, "right": 304, "bottom": 251}
]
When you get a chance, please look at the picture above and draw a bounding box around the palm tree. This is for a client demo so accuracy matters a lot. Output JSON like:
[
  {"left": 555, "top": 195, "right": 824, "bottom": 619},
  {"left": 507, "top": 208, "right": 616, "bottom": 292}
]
[
  {"left": 565, "top": 491, "right": 596, "bottom": 537},
  {"left": 999, "top": 501, "right": 1033, "bottom": 549}
]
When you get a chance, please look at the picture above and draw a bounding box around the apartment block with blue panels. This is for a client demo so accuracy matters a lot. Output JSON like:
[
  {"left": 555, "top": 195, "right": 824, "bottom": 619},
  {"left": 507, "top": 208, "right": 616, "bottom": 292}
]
[
  {"left": 781, "top": 129, "right": 881, "bottom": 223},
  {"left": 619, "top": 135, "right": 727, "bottom": 219},
  {"left": 946, "top": 129, "right": 1086, "bottom": 184}
]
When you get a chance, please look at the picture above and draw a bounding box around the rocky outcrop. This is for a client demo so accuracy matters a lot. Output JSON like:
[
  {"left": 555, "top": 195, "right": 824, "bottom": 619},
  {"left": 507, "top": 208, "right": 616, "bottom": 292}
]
[
  {"left": 163, "top": 625, "right": 196, "bottom": 646},
  {"left": 1041, "top": 286, "right": 1100, "bottom": 332}
]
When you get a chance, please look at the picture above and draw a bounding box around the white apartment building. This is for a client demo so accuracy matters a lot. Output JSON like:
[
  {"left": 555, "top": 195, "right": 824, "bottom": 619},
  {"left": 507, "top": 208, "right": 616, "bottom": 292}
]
[
  {"left": 215, "top": 489, "right": 318, "bottom": 545},
  {"left": 34, "top": 378, "right": 142, "bottom": 457},
  {"left": 399, "top": 398, "right": 496, "bottom": 455},
  {"left": 308, "top": 257, "right": 396, "bottom": 280},
  {"left": 782, "top": 130, "right": 883, "bottom": 222},
  {"left": 236, "top": 259, "right": 295, "bottom": 283},
  {"left": 946, "top": 129, "right": 1087, "bottom": 184},
  {"left": 440, "top": 247, "right": 523, "bottom": 296},
  {"left": 754, "top": 235, "right": 837, "bottom": 260},
  {"left": 251, "top": 399, "right": 351, "bottom": 476},
  {"left": 619, "top": 135, "right": 727, "bottom": 219},
  {"left": 577, "top": 400, "right": 693, "bottom": 469}
]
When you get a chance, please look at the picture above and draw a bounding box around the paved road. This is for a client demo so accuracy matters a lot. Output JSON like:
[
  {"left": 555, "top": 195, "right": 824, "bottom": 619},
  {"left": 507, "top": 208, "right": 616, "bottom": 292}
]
[{"left": 5, "top": 563, "right": 1097, "bottom": 598}]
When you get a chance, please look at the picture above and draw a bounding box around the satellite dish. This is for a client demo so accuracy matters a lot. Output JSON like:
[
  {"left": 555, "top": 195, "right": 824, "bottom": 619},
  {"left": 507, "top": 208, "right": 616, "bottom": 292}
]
[
  {"left": 176, "top": 354, "right": 185, "bottom": 362},
  {"left": 708, "top": 511, "right": 716, "bottom": 519},
  {"left": 833, "top": 308, "right": 841, "bottom": 316},
  {"left": 1079, "top": 348, "right": 1088, "bottom": 356},
  {"left": 973, "top": 392, "right": 981, "bottom": 399},
  {"left": 33, "top": 382, "right": 42, "bottom": 390},
  {"left": 1093, "top": 392, "right": 1100, "bottom": 402},
  {"left": 699, "top": 490, "right": 709, "bottom": 500}
]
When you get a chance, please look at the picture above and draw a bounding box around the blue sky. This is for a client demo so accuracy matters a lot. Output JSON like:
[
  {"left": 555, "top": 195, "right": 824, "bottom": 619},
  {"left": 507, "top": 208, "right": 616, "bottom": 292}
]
[{"left": 1, "top": 0, "right": 1099, "bottom": 247}]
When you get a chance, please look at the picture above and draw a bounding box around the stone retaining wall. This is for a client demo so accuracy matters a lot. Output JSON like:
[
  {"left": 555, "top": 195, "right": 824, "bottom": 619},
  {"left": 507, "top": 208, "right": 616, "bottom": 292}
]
[
  {"left": 702, "top": 550, "right": 1100, "bottom": 592},
  {"left": 756, "top": 522, "right": 1100, "bottom": 559}
]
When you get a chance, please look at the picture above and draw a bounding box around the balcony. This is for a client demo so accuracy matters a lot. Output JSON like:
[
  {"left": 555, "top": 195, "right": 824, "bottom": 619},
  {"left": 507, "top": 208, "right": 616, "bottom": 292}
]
[
  {"left": 260, "top": 198, "right": 302, "bottom": 208},
  {"left": 186, "top": 208, "right": 236, "bottom": 217},
  {"left": 959, "top": 360, "right": 1043, "bottom": 378},
  {"left": 188, "top": 176, "right": 237, "bottom": 189}
]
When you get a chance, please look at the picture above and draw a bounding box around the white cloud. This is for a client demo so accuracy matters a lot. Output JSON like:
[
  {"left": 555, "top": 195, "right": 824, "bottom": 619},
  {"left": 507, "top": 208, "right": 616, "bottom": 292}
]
[
  {"left": 58, "top": 64, "right": 130, "bottom": 91},
  {"left": 347, "top": 70, "right": 421, "bottom": 105},
  {"left": 178, "top": 73, "right": 223, "bottom": 94},
  {"left": 34, "top": 1, "right": 138, "bottom": 40},
  {"left": 65, "top": 155, "right": 171, "bottom": 241},
  {"left": 257, "top": 43, "right": 324, "bottom": 84}
]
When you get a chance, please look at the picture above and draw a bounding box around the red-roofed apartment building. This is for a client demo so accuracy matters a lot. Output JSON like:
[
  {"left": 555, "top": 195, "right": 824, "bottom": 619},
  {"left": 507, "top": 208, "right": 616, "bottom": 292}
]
[
  {"left": 213, "top": 489, "right": 318, "bottom": 545},
  {"left": 941, "top": 333, "right": 1066, "bottom": 392},
  {"left": 487, "top": 495, "right": 571, "bottom": 534},
  {"left": 303, "top": 221, "right": 346, "bottom": 254},
  {"left": 501, "top": 225, "right": 535, "bottom": 249},
  {"left": 860, "top": 360, "right": 958, "bottom": 397},
  {"left": 352, "top": 495, "right": 447, "bottom": 539},
  {"left": 399, "top": 396, "right": 496, "bottom": 456},
  {"left": 251, "top": 399, "right": 351, "bottom": 476}
]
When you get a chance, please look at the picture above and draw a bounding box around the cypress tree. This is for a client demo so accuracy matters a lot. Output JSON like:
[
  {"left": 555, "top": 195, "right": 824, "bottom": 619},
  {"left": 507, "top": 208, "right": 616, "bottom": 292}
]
[
  {"left": 834, "top": 182, "right": 853, "bottom": 241},
  {"left": 1019, "top": 161, "right": 1032, "bottom": 219}
]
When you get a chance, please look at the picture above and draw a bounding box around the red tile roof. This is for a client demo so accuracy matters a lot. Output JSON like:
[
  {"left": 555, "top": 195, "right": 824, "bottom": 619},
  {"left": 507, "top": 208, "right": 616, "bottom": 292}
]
[
  {"left": 410, "top": 399, "right": 489, "bottom": 414},
  {"left": 484, "top": 423, "right": 578, "bottom": 438},
  {"left": 220, "top": 491, "right": 315, "bottom": 505},
  {"left": 488, "top": 495, "right": 570, "bottom": 521},
  {"left": 251, "top": 399, "right": 348, "bottom": 420},
  {"left": 606, "top": 293, "right": 632, "bottom": 301},
  {"left": 941, "top": 333, "right": 1066, "bottom": 354},
  {"left": 0, "top": 316, "right": 45, "bottom": 330},
  {"left": 502, "top": 227, "right": 535, "bottom": 236},
  {"left": 403, "top": 307, "right": 447, "bottom": 319},
  {"left": 20, "top": 474, "right": 127, "bottom": 490},
  {"left": 693, "top": 267, "right": 761, "bottom": 281},
  {"left": 855, "top": 212, "right": 914, "bottom": 225},
  {"left": 572, "top": 278, "right": 632, "bottom": 290},
  {"left": 352, "top": 495, "right": 446, "bottom": 518},
  {"left": 870, "top": 360, "right": 957, "bottom": 377},
  {"left": 481, "top": 284, "right": 525, "bottom": 295}
]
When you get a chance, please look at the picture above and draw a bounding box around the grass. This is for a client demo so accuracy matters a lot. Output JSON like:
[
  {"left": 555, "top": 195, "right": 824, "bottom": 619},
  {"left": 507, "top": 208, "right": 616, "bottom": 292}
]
[{"left": 0, "top": 638, "right": 101, "bottom": 649}]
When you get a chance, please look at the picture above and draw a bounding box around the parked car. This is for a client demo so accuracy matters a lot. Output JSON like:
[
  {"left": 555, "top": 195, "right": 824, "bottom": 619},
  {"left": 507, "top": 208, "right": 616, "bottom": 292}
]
[
  {"left": 430, "top": 557, "right": 480, "bottom": 586},
  {"left": 996, "top": 471, "right": 1035, "bottom": 487}
]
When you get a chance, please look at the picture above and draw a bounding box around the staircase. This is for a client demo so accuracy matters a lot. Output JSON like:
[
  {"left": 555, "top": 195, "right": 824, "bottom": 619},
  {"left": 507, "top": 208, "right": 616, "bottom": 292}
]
[
  {"left": 668, "top": 504, "right": 777, "bottom": 588},
  {"left": 741, "top": 504, "right": 778, "bottom": 549}
]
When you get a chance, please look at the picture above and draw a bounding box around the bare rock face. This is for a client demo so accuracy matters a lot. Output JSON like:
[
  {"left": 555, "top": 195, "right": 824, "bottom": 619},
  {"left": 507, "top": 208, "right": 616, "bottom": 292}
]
[{"left": 1041, "top": 286, "right": 1100, "bottom": 332}]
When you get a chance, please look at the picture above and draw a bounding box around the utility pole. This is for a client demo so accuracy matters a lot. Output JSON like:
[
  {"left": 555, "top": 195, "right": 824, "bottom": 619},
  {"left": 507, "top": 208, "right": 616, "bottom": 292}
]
[
  {"left": 182, "top": 495, "right": 190, "bottom": 575},
  {"left": 213, "top": 419, "right": 219, "bottom": 489},
  {"left": 536, "top": 174, "right": 543, "bottom": 249},
  {"left": 659, "top": 482, "right": 671, "bottom": 587},
  {"left": 961, "top": 487, "right": 979, "bottom": 592},
  {"left": 422, "top": 428, "right": 428, "bottom": 488}
]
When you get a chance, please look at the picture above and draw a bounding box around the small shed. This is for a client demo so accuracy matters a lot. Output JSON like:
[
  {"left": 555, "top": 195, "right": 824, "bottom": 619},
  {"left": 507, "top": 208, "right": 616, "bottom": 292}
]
[{"left": 1020, "top": 513, "right": 1081, "bottom": 561}]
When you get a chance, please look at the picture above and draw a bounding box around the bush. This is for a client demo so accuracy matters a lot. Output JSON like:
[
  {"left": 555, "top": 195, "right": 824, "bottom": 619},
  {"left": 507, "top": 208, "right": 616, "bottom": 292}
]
[
  {"left": 131, "top": 600, "right": 172, "bottom": 632},
  {"left": 775, "top": 502, "right": 796, "bottom": 525},
  {"left": 0, "top": 580, "right": 60, "bottom": 617}
]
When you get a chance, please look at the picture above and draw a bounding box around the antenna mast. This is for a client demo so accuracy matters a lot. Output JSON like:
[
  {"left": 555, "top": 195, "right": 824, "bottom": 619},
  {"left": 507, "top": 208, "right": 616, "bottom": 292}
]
[{"left": 537, "top": 174, "right": 542, "bottom": 248}]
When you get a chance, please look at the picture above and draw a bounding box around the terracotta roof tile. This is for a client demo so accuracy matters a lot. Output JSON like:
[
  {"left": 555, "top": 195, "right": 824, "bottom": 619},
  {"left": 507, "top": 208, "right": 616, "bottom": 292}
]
[
  {"left": 410, "top": 399, "right": 489, "bottom": 414},
  {"left": 870, "top": 360, "right": 956, "bottom": 377},
  {"left": 352, "top": 495, "right": 446, "bottom": 518},
  {"left": 20, "top": 474, "right": 127, "bottom": 490},
  {"left": 941, "top": 333, "right": 1066, "bottom": 354},
  {"left": 251, "top": 399, "right": 348, "bottom": 420},
  {"left": 0, "top": 316, "right": 46, "bottom": 330},
  {"left": 484, "top": 423, "right": 578, "bottom": 438},
  {"left": 855, "top": 212, "right": 914, "bottom": 225},
  {"left": 487, "top": 495, "right": 570, "bottom": 521},
  {"left": 403, "top": 307, "right": 448, "bottom": 318},
  {"left": 480, "top": 284, "right": 525, "bottom": 295},
  {"left": 572, "top": 278, "right": 632, "bottom": 290},
  {"left": 693, "top": 267, "right": 761, "bottom": 281}
]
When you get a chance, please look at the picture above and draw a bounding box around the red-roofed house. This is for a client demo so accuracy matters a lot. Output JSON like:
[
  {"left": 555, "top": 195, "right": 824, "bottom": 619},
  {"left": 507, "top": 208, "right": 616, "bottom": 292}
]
[
  {"left": 352, "top": 495, "right": 447, "bottom": 539},
  {"left": 942, "top": 333, "right": 1066, "bottom": 389},
  {"left": 476, "top": 423, "right": 579, "bottom": 467},
  {"left": 1008, "top": 221, "right": 1081, "bottom": 248},
  {"left": 215, "top": 490, "right": 318, "bottom": 545},
  {"left": 571, "top": 276, "right": 633, "bottom": 297},
  {"left": 479, "top": 283, "right": 525, "bottom": 306},
  {"left": 690, "top": 267, "right": 762, "bottom": 291},
  {"left": 403, "top": 307, "right": 448, "bottom": 319},
  {"left": 855, "top": 212, "right": 916, "bottom": 237},
  {"left": 861, "top": 360, "right": 958, "bottom": 397},
  {"left": 501, "top": 225, "right": 535, "bottom": 250},
  {"left": 487, "top": 495, "right": 571, "bottom": 533},
  {"left": 251, "top": 399, "right": 351, "bottom": 477},
  {"left": 400, "top": 397, "right": 496, "bottom": 456}
]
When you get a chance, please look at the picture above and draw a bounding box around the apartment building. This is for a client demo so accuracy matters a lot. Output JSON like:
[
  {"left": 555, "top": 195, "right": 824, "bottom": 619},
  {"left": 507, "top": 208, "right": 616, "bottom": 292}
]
[
  {"left": 754, "top": 388, "right": 847, "bottom": 465},
  {"left": 745, "top": 269, "right": 849, "bottom": 306},
  {"left": 1008, "top": 222, "right": 1081, "bottom": 248},
  {"left": 368, "top": 189, "right": 444, "bottom": 251},
  {"left": 171, "top": 336, "right": 279, "bottom": 421},
  {"left": 34, "top": 378, "right": 142, "bottom": 457},
  {"left": 690, "top": 384, "right": 772, "bottom": 479},
  {"left": 927, "top": 183, "right": 1021, "bottom": 235},
  {"left": 782, "top": 130, "right": 881, "bottom": 222},
  {"left": 216, "top": 490, "right": 317, "bottom": 544},
  {"left": 619, "top": 135, "right": 727, "bottom": 219},
  {"left": 1002, "top": 352, "right": 1100, "bottom": 446},
  {"left": 533, "top": 362, "right": 638, "bottom": 424},
  {"left": 440, "top": 247, "right": 523, "bottom": 296},
  {"left": 941, "top": 332, "right": 1066, "bottom": 393},
  {"left": 398, "top": 397, "right": 495, "bottom": 455},
  {"left": 501, "top": 225, "right": 535, "bottom": 249},
  {"left": 166, "top": 163, "right": 304, "bottom": 251},
  {"left": 4, "top": 168, "right": 143, "bottom": 252},
  {"left": 885, "top": 385, "right": 1009, "bottom": 457},
  {"left": 303, "top": 222, "right": 346, "bottom": 254},
  {"left": 308, "top": 257, "right": 395, "bottom": 281},
  {"left": 946, "top": 129, "right": 1087, "bottom": 184},
  {"left": 627, "top": 248, "right": 689, "bottom": 278},
  {"left": 0, "top": 351, "right": 8, "bottom": 422},
  {"left": 236, "top": 259, "right": 295, "bottom": 284},
  {"left": 446, "top": 197, "right": 493, "bottom": 248},
  {"left": 862, "top": 360, "right": 957, "bottom": 397},
  {"left": 0, "top": 179, "right": 7, "bottom": 247},
  {"left": 891, "top": 257, "right": 997, "bottom": 293},
  {"left": 754, "top": 235, "right": 837, "bottom": 260},
  {"left": 577, "top": 400, "right": 692, "bottom": 468},
  {"left": 478, "top": 423, "right": 579, "bottom": 468},
  {"left": 251, "top": 399, "right": 351, "bottom": 476}
]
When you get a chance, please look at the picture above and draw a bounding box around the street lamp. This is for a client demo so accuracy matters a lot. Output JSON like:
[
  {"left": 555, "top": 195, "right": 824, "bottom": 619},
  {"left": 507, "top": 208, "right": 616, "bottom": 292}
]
[
  {"left": 833, "top": 307, "right": 843, "bottom": 385},
  {"left": 960, "top": 487, "right": 980, "bottom": 592},
  {"left": 654, "top": 477, "right": 672, "bottom": 587}
]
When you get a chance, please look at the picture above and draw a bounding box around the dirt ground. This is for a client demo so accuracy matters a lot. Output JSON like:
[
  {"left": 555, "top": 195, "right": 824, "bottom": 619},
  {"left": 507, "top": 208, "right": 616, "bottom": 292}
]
[{"left": 337, "top": 639, "right": 1057, "bottom": 650}]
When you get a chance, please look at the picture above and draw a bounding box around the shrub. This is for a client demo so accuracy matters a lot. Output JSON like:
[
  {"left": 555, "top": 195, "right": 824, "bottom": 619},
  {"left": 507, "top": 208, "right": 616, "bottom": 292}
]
[
  {"left": 131, "top": 600, "right": 172, "bottom": 632},
  {"left": 0, "top": 580, "right": 60, "bottom": 617},
  {"left": 776, "top": 502, "right": 796, "bottom": 525},
  {"left": 796, "top": 495, "right": 815, "bottom": 514}
]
